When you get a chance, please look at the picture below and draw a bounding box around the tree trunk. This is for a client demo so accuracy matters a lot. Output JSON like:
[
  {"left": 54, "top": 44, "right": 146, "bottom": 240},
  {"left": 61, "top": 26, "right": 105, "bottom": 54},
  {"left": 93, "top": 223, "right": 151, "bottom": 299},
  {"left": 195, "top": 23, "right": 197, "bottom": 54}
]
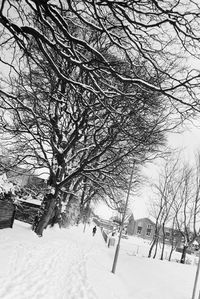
[
  {"left": 49, "top": 205, "right": 62, "bottom": 228},
  {"left": 34, "top": 193, "right": 57, "bottom": 236},
  {"left": 148, "top": 230, "right": 159, "bottom": 258},
  {"left": 168, "top": 246, "right": 174, "bottom": 261},
  {"left": 180, "top": 245, "right": 188, "bottom": 264},
  {"left": 153, "top": 238, "right": 159, "bottom": 259},
  {"left": 160, "top": 238, "right": 165, "bottom": 260},
  {"left": 160, "top": 225, "right": 165, "bottom": 260},
  {"left": 168, "top": 233, "right": 176, "bottom": 261},
  {"left": 148, "top": 238, "right": 156, "bottom": 258}
]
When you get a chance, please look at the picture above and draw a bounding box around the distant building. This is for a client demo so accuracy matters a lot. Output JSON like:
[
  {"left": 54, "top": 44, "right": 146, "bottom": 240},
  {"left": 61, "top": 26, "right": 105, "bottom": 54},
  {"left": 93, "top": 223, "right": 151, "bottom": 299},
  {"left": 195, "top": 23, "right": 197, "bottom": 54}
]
[
  {"left": 1, "top": 168, "right": 46, "bottom": 225},
  {"left": 127, "top": 217, "right": 183, "bottom": 247},
  {"left": 128, "top": 217, "right": 155, "bottom": 239}
]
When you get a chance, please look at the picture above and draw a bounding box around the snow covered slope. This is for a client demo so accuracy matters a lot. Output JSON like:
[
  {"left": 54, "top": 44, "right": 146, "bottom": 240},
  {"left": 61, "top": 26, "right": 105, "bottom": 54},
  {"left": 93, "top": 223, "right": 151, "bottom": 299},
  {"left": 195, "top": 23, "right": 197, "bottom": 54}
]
[{"left": 0, "top": 221, "right": 197, "bottom": 299}]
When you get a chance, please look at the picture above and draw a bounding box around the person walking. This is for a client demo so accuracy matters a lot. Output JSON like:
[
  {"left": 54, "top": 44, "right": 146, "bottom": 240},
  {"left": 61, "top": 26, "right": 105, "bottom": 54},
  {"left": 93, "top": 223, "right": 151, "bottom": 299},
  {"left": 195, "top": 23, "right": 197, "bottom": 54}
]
[{"left": 92, "top": 226, "right": 97, "bottom": 236}]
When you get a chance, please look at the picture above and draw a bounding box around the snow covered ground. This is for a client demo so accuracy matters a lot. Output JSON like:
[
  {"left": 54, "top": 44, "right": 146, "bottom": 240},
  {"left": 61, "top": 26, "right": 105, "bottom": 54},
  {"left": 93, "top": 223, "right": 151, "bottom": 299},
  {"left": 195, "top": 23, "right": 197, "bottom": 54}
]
[{"left": 0, "top": 220, "right": 198, "bottom": 299}]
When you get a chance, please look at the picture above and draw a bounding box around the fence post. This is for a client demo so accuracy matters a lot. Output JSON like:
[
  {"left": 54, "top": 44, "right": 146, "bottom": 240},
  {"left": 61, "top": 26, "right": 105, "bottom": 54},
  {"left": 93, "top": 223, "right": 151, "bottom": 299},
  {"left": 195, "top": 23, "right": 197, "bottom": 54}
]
[{"left": 10, "top": 207, "right": 16, "bottom": 228}]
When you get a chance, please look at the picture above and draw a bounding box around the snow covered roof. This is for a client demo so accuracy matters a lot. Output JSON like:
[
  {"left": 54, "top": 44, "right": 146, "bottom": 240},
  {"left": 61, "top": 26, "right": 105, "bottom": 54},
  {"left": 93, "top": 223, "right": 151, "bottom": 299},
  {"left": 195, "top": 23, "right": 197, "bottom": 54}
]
[
  {"left": 18, "top": 198, "right": 41, "bottom": 206},
  {"left": 135, "top": 217, "right": 155, "bottom": 226}
]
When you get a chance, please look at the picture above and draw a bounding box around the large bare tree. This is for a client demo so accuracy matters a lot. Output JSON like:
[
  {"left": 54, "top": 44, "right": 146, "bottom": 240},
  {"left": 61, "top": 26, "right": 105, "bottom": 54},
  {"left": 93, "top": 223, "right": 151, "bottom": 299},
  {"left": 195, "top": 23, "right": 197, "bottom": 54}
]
[{"left": 0, "top": 49, "right": 167, "bottom": 235}]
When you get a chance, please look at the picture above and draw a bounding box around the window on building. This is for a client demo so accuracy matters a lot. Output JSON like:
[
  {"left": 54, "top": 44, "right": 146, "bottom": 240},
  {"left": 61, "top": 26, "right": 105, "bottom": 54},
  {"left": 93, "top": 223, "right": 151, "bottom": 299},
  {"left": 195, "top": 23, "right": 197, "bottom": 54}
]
[
  {"left": 146, "top": 228, "right": 152, "bottom": 236},
  {"left": 137, "top": 226, "right": 142, "bottom": 234},
  {"left": 146, "top": 224, "right": 152, "bottom": 236}
]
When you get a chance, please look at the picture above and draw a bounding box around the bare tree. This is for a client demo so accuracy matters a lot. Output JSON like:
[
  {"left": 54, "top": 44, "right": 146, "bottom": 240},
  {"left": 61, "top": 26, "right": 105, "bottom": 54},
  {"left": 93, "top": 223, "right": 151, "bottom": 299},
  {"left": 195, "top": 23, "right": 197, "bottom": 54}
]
[
  {"left": 175, "top": 157, "right": 200, "bottom": 264},
  {"left": 149, "top": 152, "right": 200, "bottom": 263},
  {"left": 0, "top": 47, "right": 167, "bottom": 236},
  {"left": 148, "top": 153, "right": 181, "bottom": 259},
  {"left": 168, "top": 201, "right": 183, "bottom": 262}
]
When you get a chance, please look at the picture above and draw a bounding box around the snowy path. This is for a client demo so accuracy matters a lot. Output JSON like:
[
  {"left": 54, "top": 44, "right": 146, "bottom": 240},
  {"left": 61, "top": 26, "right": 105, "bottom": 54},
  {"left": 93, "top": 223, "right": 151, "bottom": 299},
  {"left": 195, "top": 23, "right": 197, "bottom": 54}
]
[
  {"left": 0, "top": 222, "right": 129, "bottom": 299},
  {"left": 0, "top": 223, "right": 98, "bottom": 299},
  {"left": 0, "top": 244, "right": 96, "bottom": 299},
  {"left": 0, "top": 221, "right": 197, "bottom": 299}
]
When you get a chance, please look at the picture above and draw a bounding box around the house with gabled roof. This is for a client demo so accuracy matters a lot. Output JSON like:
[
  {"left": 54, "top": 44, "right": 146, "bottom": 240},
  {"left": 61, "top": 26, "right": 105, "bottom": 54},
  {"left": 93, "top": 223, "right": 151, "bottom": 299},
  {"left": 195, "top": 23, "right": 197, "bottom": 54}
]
[
  {"left": 127, "top": 217, "right": 184, "bottom": 248},
  {"left": 127, "top": 217, "right": 156, "bottom": 239}
]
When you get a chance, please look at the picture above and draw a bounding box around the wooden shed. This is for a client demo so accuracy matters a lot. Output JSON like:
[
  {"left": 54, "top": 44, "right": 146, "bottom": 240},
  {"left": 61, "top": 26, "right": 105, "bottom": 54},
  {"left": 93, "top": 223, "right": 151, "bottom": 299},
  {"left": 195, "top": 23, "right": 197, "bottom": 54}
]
[
  {"left": 0, "top": 199, "right": 15, "bottom": 229},
  {"left": 15, "top": 199, "right": 41, "bottom": 224}
]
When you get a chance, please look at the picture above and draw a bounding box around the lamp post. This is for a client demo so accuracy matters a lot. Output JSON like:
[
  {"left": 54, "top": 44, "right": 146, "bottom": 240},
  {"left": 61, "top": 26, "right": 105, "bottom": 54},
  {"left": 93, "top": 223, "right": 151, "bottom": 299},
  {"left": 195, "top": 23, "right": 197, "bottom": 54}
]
[
  {"left": 192, "top": 250, "right": 200, "bottom": 299},
  {"left": 111, "top": 162, "right": 135, "bottom": 274}
]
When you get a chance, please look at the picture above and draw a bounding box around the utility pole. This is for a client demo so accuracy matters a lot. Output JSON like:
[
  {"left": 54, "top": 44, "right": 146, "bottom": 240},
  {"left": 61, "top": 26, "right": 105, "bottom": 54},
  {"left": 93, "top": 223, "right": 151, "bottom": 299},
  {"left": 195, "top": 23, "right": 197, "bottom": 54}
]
[
  {"left": 111, "top": 162, "right": 135, "bottom": 274},
  {"left": 192, "top": 250, "right": 200, "bottom": 299}
]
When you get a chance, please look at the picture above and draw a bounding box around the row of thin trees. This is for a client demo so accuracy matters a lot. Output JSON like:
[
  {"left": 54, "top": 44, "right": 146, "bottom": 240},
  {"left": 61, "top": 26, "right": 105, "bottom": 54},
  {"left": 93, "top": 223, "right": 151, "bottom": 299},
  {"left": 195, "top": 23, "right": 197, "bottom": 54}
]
[{"left": 148, "top": 152, "right": 200, "bottom": 264}]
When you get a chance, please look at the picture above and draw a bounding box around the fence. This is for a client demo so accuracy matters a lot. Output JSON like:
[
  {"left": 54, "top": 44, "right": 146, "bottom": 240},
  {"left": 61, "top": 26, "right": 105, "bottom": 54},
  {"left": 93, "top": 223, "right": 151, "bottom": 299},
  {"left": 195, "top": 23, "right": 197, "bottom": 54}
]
[
  {"left": 15, "top": 200, "right": 41, "bottom": 224},
  {"left": 101, "top": 229, "right": 115, "bottom": 247},
  {"left": 0, "top": 200, "right": 15, "bottom": 229},
  {"left": 102, "top": 229, "right": 108, "bottom": 243}
]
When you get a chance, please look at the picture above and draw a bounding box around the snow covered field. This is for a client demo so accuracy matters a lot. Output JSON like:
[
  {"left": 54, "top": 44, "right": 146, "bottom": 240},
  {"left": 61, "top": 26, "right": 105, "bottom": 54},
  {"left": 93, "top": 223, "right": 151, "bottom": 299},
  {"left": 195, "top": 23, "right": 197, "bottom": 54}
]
[{"left": 0, "top": 221, "right": 198, "bottom": 299}]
